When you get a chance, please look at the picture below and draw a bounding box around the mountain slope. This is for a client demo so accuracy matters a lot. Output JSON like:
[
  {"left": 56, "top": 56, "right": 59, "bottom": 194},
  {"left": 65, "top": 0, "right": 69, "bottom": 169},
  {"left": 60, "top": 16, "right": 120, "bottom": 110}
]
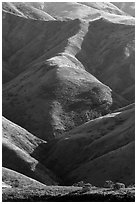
[
  {"left": 2, "top": 117, "right": 58, "bottom": 185},
  {"left": 68, "top": 141, "right": 134, "bottom": 186},
  {"left": 40, "top": 105, "right": 134, "bottom": 186},
  {"left": 2, "top": 12, "right": 86, "bottom": 79},
  {"left": 112, "top": 2, "right": 135, "bottom": 17},
  {"left": 3, "top": 53, "right": 112, "bottom": 140},
  {"left": 75, "top": 18, "right": 135, "bottom": 105},
  {"left": 2, "top": 2, "right": 135, "bottom": 197},
  {"left": 2, "top": 167, "right": 47, "bottom": 189},
  {"left": 79, "top": 2, "right": 126, "bottom": 15},
  {"left": 3, "top": 2, "right": 126, "bottom": 21},
  {"left": 2, "top": 2, "right": 55, "bottom": 21},
  {"left": 3, "top": 11, "right": 134, "bottom": 103},
  {"left": 41, "top": 2, "right": 127, "bottom": 20},
  {"left": 3, "top": 116, "right": 45, "bottom": 153},
  {"left": 2, "top": 9, "right": 134, "bottom": 140}
]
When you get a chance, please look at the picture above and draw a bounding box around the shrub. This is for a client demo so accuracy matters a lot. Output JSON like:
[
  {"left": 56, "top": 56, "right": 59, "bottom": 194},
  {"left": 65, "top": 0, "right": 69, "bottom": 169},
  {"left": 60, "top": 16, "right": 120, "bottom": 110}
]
[
  {"left": 77, "top": 181, "right": 85, "bottom": 187},
  {"left": 104, "top": 180, "right": 114, "bottom": 188},
  {"left": 82, "top": 183, "right": 92, "bottom": 192},
  {"left": 113, "top": 183, "right": 125, "bottom": 190},
  {"left": 73, "top": 181, "right": 88, "bottom": 187},
  {"left": 128, "top": 184, "right": 135, "bottom": 188}
]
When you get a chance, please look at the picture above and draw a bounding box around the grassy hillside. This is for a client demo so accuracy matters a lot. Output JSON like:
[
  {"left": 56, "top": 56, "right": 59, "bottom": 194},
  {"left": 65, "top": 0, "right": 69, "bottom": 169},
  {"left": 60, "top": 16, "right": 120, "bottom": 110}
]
[
  {"left": 68, "top": 141, "right": 134, "bottom": 186},
  {"left": 2, "top": 174, "right": 81, "bottom": 201},
  {"left": 3, "top": 117, "right": 45, "bottom": 153},
  {"left": 112, "top": 2, "right": 135, "bottom": 17},
  {"left": 3, "top": 53, "right": 112, "bottom": 140},
  {"left": 2, "top": 11, "right": 134, "bottom": 140},
  {"left": 75, "top": 18, "right": 135, "bottom": 104},
  {"left": 2, "top": 2, "right": 55, "bottom": 20},
  {"left": 3, "top": 11, "right": 134, "bottom": 103},
  {"left": 3, "top": 2, "right": 127, "bottom": 22},
  {"left": 2, "top": 168, "right": 135, "bottom": 202},
  {"left": 2, "top": 3, "right": 135, "bottom": 201},
  {"left": 2, "top": 12, "right": 86, "bottom": 80},
  {"left": 3, "top": 167, "right": 47, "bottom": 188},
  {"left": 2, "top": 169, "right": 135, "bottom": 202},
  {"left": 40, "top": 105, "right": 134, "bottom": 186},
  {"left": 2, "top": 117, "right": 58, "bottom": 185},
  {"left": 79, "top": 2, "right": 125, "bottom": 15}
]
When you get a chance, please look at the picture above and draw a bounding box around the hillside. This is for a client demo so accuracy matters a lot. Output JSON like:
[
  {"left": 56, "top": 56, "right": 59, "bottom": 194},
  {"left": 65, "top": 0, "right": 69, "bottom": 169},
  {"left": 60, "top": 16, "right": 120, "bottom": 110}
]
[
  {"left": 3, "top": 104, "right": 134, "bottom": 187},
  {"left": 75, "top": 18, "right": 135, "bottom": 105},
  {"left": 2, "top": 117, "right": 58, "bottom": 185},
  {"left": 40, "top": 105, "right": 134, "bottom": 186},
  {"left": 3, "top": 10, "right": 134, "bottom": 93},
  {"left": 3, "top": 53, "right": 112, "bottom": 140},
  {"left": 2, "top": 2, "right": 135, "bottom": 201},
  {"left": 3, "top": 2, "right": 127, "bottom": 21},
  {"left": 3, "top": 167, "right": 48, "bottom": 189},
  {"left": 2, "top": 168, "right": 134, "bottom": 202},
  {"left": 2, "top": 168, "right": 83, "bottom": 202},
  {"left": 2, "top": 10, "right": 134, "bottom": 140},
  {"left": 2, "top": 2, "right": 55, "bottom": 20},
  {"left": 3, "top": 12, "right": 114, "bottom": 140},
  {"left": 112, "top": 2, "right": 135, "bottom": 17}
]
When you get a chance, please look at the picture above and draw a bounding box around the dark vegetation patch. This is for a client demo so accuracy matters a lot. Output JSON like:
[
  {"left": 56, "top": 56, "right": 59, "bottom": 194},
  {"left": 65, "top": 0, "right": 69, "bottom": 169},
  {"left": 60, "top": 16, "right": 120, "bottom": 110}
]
[{"left": 2, "top": 186, "right": 135, "bottom": 202}]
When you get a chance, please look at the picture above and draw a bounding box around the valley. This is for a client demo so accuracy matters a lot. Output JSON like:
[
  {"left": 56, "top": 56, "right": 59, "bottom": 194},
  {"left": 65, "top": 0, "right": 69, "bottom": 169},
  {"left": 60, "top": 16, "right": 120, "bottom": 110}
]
[{"left": 2, "top": 2, "right": 135, "bottom": 202}]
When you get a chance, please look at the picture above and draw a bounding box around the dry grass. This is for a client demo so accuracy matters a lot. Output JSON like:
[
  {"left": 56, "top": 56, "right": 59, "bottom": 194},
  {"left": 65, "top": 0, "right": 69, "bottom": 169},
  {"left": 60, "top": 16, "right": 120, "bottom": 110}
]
[
  {"left": 3, "top": 167, "right": 47, "bottom": 188},
  {"left": 2, "top": 2, "right": 55, "bottom": 20},
  {"left": 3, "top": 13, "right": 114, "bottom": 140},
  {"left": 2, "top": 3, "right": 135, "bottom": 201},
  {"left": 2, "top": 182, "right": 135, "bottom": 202},
  {"left": 2, "top": 167, "right": 135, "bottom": 201},
  {"left": 2, "top": 2, "right": 128, "bottom": 22},
  {"left": 2, "top": 117, "right": 58, "bottom": 185},
  {"left": 42, "top": 105, "right": 134, "bottom": 186}
]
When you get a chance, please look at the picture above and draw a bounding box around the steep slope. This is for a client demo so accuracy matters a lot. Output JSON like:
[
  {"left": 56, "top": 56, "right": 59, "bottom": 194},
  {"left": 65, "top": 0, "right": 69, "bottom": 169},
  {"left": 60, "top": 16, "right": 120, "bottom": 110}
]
[
  {"left": 2, "top": 167, "right": 47, "bottom": 189},
  {"left": 34, "top": 2, "right": 134, "bottom": 24},
  {"left": 40, "top": 105, "right": 134, "bottom": 186},
  {"left": 3, "top": 2, "right": 126, "bottom": 21},
  {"left": 3, "top": 11, "right": 134, "bottom": 104},
  {"left": 2, "top": 10, "right": 134, "bottom": 140},
  {"left": 2, "top": 116, "right": 46, "bottom": 153},
  {"left": 37, "top": 2, "right": 135, "bottom": 25},
  {"left": 112, "top": 2, "right": 135, "bottom": 17},
  {"left": 2, "top": 2, "right": 55, "bottom": 21},
  {"left": 2, "top": 2, "right": 135, "bottom": 195},
  {"left": 2, "top": 12, "right": 85, "bottom": 79},
  {"left": 79, "top": 2, "right": 126, "bottom": 16},
  {"left": 75, "top": 18, "right": 135, "bottom": 104},
  {"left": 68, "top": 141, "right": 134, "bottom": 186},
  {"left": 3, "top": 54, "right": 112, "bottom": 140},
  {"left": 2, "top": 117, "right": 58, "bottom": 185},
  {"left": 2, "top": 61, "right": 15, "bottom": 84}
]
